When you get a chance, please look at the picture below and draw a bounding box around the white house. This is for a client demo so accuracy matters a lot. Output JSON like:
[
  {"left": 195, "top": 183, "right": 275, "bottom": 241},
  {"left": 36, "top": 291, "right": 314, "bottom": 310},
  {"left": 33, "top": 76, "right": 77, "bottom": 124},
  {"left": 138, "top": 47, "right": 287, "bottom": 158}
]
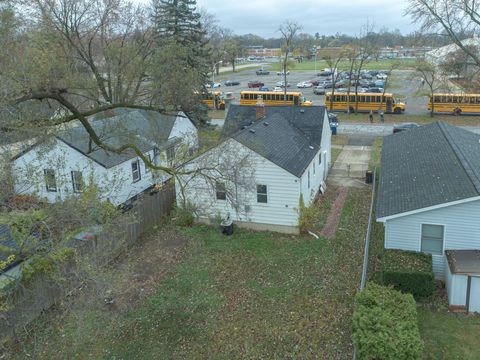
[
  {"left": 12, "top": 109, "right": 198, "bottom": 206},
  {"left": 376, "top": 122, "right": 480, "bottom": 311},
  {"left": 177, "top": 104, "right": 331, "bottom": 234}
]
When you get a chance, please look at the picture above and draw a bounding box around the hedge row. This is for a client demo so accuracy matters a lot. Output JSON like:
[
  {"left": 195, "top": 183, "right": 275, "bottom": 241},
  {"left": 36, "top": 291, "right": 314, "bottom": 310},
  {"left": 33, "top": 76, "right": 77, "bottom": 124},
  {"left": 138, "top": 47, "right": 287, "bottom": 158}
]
[
  {"left": 353, "top": 282, "right": 423, "bottom": 360},
  {"left": 381, "top": 249, "right": 436, "bottom": 299}
]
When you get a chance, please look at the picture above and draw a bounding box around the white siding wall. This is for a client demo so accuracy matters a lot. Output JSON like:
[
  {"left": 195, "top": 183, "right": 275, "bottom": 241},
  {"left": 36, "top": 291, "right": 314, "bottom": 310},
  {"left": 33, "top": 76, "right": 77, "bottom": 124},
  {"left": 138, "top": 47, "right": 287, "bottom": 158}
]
[
  {"left": 299, "top": 111, "right": 332, "bottom": 207},
  {"left": 12, "top": 139, "right": 156, "bottom": 206},
  {"left": 169, "top": 112, "right": 198, "bottom": 149},
  {"left": 384, "top": 199, "right": 480, "bottom": 278},
  {"left": 445, "top": 260, "right": 468, "bottom": 306},
  {"left": 177, "top": 139, "right": 301, "bottom": 227}
]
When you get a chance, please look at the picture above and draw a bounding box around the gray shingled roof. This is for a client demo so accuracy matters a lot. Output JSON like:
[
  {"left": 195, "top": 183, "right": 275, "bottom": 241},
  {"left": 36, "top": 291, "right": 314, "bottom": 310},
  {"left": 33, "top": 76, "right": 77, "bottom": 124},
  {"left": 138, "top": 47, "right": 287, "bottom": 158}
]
[
  {"left": 58, "top": 109, "right": 179, "bottom": 168},
  {"left": 377, "top": 122, "right": 480, "bottom": 219},
  {"left": 225, "top": 105, "right": 326, "bottom": 177}
]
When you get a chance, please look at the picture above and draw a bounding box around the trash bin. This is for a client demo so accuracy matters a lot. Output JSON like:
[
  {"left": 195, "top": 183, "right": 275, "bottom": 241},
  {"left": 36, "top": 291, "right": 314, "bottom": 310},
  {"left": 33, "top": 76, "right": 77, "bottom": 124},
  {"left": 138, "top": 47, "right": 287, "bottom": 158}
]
[
  {"left": 330, "top": 122, "right": 338, "bottom": 135},
  {"left": 220, "top": 218, "right": 234, "bottom": 236},
  {"left": 365, "top": 170, "right": 373, "bottom": 184}
]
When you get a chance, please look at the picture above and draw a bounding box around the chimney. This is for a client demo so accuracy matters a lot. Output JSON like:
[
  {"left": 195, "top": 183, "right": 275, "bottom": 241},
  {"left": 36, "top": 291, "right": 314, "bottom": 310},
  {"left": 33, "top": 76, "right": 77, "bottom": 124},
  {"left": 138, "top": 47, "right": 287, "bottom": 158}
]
[{"left": 255, "top": 95, "right": 266, "bottom": 121}]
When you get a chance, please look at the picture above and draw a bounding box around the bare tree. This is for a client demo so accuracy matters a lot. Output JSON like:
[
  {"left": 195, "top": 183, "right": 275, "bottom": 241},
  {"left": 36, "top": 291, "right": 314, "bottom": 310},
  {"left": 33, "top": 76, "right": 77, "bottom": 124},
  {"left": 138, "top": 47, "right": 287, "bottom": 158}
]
[
  {"left": 415, "top": 59, "right": 443, "bottom": 117},
  {"left": 279, "top": 21, "right": 302, "bottom": 104},
  {"left": 407, "top": 0, "right": 480, "bottom": 67},
  {"left": 323, "top": 46, "right": 348, "bottom": 111}
]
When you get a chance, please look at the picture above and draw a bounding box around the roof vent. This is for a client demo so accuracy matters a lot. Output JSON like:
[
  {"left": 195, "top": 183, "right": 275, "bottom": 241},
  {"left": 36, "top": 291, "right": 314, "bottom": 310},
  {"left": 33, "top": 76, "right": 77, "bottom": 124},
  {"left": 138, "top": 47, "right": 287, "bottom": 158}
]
[
  {"left": 249, "top": 129, "right": 256, "bottom": 133},
  {"left": 309, "top": 145, "right": 314, "bottom": 150},
  {"left": 263, "top": 122, "right": 269, "bottom": 126},
  {"left": 241, "top": 126, "right": 246, "bottom": 130},
  {"left": 300, "top": 109, "right": 305, "bottom": 113}
]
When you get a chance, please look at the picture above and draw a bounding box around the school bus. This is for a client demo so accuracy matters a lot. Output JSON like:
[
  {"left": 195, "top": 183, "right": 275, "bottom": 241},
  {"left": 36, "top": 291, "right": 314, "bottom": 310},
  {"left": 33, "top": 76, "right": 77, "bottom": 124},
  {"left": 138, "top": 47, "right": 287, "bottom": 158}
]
[
  {"left": 240, "top": 91, "right": 313, "bottom": 106},
  {"left": 325, "top": 92, "right": 405, "bottom": 114},
  {"left": 428, "top": 93, "right": 480, "bottom": 115},
  {"left": 201, "top": 91, "right": 226, "bottom": 110}
]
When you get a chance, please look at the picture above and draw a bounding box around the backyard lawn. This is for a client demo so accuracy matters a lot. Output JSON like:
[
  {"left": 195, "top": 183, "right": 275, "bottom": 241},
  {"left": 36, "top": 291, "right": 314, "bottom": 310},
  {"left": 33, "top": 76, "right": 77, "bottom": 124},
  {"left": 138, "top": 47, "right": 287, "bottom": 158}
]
[
  {"left": 11, "top": 187, "right": 371, "bottom": 360},
  {"left": 418, "top": 310, "right": 480, "bottom": 360}
]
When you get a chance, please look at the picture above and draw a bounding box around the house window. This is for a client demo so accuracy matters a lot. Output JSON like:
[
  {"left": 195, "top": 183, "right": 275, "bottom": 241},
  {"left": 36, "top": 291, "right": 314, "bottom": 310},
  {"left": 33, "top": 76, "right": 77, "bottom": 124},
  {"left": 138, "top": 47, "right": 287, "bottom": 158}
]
[
  {"left": 71, "top": 171, "right": 83, "bottom": 193},
  {"left": 216, "top": 182, "right": 226, "bottom": 200},
  {"left": 132, "top": 160, "right": 141, "bottom": 182},
  {"left": 319, "top": 153, "right": 322, "bottom": 165},
  {"left": 313, "top": 162, "right": 316, "bottom": 175},
  {"left": 44, "top": 169, "right": 57, "bottom": 192},
  {"left": 166, "top": 146, "right": 175, "bottom": 162},
  {"left": 145, "top": 154, "right": 152, "bottom": 173},
  {"left": 257, "top": 184, "right": 267, "bottom": 203},
  {"left": 421, "top": 224, "right": 444, "bottom": 255}
]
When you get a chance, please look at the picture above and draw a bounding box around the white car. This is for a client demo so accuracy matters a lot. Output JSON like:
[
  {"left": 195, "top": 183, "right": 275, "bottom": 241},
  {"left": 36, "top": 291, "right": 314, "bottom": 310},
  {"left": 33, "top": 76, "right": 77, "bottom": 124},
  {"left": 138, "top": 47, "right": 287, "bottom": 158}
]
[
  {"left": 297, "top": 81, "right": 313, "bottom": 88},
  {"left": 273, "top": 86, "right": 283, "bottom": 92},
  {"left": 206, "top": 82, "right": 221, "bottom": 88},
  {"left": 377, "top": 73, "right": 388, "bottom": 80},
  {"left": 276, "top": 70, "right": 290, "bottom": 75}
]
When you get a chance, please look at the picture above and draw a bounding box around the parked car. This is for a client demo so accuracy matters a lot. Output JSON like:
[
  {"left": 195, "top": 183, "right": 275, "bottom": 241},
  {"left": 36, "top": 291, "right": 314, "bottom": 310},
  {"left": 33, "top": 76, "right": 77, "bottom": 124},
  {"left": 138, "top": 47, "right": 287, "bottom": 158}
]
[
  {"left": 273, "top": 86, "right": 283, "bottom": 92},
  {"left": 335, "top": 80, "right": 346, "bottom": 88},
  {"left": 317, "top": 70, "right": 332, "bottom": 77},
  {"left": 259, "top": 86, "right": 270, "bottom": 91},
  {"left": 297, "top": 81, "right": 313, "bottom": 88},
  {"left": 375, "top": 80, "right": 385, "bottom": 88},
  {"left": 224, "top": 80, "right": 240, "bottom": 86},
  {"left": 393, "top": 123, "right": 420, "bottom": 133},
  {"left": 313, "top": 86, "right": 326, "bottom": 95},
  {"left": 248, "top": 80, "right": 264, "bottom": 88},
  {"left": 377, "top": 73, "right": 388, "bottom": 80},
  {"left": 307, "top": 79, "right": 320, "bottom": 86},
  {"left": 256, "top": 69, "right": 270, "bottom": 75},
  {"left": 276, "top": 70, "right": 290, "bottom": 75},
  {"left": 367, "top": 87, "right": 383, "bottom": 93},
  {"left": 275, "top": 81, "right": 291, "bottom": 88},
  {"left": 205, "top": 82, "right": 221, "bottom": 88},
  {"left": 336, "top": 87, "right": 347, "bottom": 93}
]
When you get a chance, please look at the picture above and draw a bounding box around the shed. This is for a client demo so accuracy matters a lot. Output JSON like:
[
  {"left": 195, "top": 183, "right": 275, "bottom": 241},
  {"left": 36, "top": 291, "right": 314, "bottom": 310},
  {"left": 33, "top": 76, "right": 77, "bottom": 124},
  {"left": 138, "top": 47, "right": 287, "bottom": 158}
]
[{"left": 445, "top": 250, "right": 480, "bottom": 313}]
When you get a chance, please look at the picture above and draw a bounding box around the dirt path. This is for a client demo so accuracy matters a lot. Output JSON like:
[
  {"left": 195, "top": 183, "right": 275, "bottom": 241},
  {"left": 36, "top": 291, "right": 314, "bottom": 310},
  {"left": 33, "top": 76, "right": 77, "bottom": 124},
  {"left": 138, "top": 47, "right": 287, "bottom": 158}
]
[{"left": 320, "top": 187, "right": 349, "bottom": 239}]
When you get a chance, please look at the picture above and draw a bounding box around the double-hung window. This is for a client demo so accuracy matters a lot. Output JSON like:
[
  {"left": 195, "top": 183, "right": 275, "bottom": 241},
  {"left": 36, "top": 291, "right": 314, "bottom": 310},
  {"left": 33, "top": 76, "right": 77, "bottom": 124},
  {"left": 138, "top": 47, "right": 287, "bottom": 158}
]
[
  {"left": 44, "top": 169, "right": 57, "bottom": 192},
  {"left": 132, "top": 160, "right": 141, "bottom": 182},
  {"left": 215, "top": 182, "right": 226, "bottom": 200},
  {"left": 421, "top": 224, "right": 444, "bottom": 255},
  {"left": 166, "top": 146, "right": 176, "bottom": 162},
  {"left": 308, "top": 170, "right": 311, "bottom": 188},
  {"left": 257, "top": 184, "right": 268, "bottom": 203},
  {"left": 71, "top": 171, "right": 83, "bottom": 193}
]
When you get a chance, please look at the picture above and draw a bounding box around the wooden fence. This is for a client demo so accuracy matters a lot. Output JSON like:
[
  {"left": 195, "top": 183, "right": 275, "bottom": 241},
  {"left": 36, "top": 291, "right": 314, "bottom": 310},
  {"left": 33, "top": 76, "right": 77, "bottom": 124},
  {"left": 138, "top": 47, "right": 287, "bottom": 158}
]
[{"left": 0, "top": 182, "right": 176, "bottom": 344}]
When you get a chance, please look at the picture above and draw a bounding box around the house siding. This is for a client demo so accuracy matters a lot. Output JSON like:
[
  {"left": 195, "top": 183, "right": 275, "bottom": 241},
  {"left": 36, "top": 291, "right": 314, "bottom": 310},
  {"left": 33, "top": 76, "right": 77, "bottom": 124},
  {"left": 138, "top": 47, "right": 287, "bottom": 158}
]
[
  {"left": 169, "top": 112, "right": 198, "bottom": 149},
  {"left": 177, "top": 139, "right": 301, "bottom": 230},
  {"left": 12, "top": 139, "right": 156, "bottom": 206},
  {"left": 384, "top": 199, "right": 480, "bottom": 279},
  {"left": 445, "top": 260, "right": 468, "bottom": 307},
  {"left": 299, "top": 111, "right": 331, "bottom": 206}
]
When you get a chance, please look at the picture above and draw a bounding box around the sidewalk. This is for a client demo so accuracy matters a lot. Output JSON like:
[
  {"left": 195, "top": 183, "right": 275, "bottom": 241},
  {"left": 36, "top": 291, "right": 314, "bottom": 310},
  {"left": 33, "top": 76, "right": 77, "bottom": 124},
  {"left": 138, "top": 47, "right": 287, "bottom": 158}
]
[{"left": 218, "top": 63, "right": 266, "bottom": 73}]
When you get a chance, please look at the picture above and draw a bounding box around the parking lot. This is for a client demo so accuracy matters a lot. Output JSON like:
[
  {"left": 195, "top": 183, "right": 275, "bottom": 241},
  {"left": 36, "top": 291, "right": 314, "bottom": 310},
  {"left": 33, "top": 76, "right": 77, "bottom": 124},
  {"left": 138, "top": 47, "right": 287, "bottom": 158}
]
[{"left": 212, "top": 66, "right": 432, "bottom": 115}]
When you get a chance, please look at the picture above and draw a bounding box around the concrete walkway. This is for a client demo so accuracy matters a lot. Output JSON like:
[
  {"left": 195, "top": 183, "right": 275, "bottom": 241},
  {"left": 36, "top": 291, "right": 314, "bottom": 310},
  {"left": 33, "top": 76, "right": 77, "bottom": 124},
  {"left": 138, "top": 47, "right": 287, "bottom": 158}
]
[{"left": 327, "top": 145, "right": 371, "bottom": 188}]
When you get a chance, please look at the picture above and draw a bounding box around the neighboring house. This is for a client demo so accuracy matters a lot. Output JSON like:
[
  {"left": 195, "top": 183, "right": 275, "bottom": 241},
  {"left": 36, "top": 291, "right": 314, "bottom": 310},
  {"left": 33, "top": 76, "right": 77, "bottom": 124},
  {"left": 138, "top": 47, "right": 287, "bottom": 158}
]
[
  {"left": 177, "top": 103, "right": 331, "bottom": 234},
  {"left": 12, "top": 109, "right": 198, "bottom": 206},
  {"left": 425, "top": 37, "right": 480, "bottom": 66},
  {"left": 376, "top": 122, "right": 480, "bottom": 288}
]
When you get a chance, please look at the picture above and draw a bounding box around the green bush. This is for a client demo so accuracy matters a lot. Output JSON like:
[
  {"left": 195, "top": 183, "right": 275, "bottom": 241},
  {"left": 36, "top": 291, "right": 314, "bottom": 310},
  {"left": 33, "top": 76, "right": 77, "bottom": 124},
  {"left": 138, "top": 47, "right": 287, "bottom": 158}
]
[
  {"left": 297, "top": 194, "right": 319, "bottom": 234},
  {"left": 381, "top": 249, "right": 435, "bottom": 299},
  {"left": 353, "top": 282, "right": 423, "bottom": 360},
  {"left": 172, "top": 204, "right": 194, "bottom": 227}
]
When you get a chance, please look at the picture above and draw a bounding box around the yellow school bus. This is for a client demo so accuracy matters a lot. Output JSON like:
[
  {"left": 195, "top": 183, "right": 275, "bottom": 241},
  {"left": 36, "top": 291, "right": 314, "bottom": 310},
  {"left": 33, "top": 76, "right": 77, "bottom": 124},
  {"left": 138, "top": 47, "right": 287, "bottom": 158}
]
[
  {"left": 201, "top": 91, "right": 226, "bottom": 110},
  {"left": 428, "top": 93, "right": 480, "bottom": 115},
  {"left": 325, "top": 92, "right": 405, "bottom": 114},
  {"left": 240, "top": 91, "right": 313, "bottom": 106}
]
